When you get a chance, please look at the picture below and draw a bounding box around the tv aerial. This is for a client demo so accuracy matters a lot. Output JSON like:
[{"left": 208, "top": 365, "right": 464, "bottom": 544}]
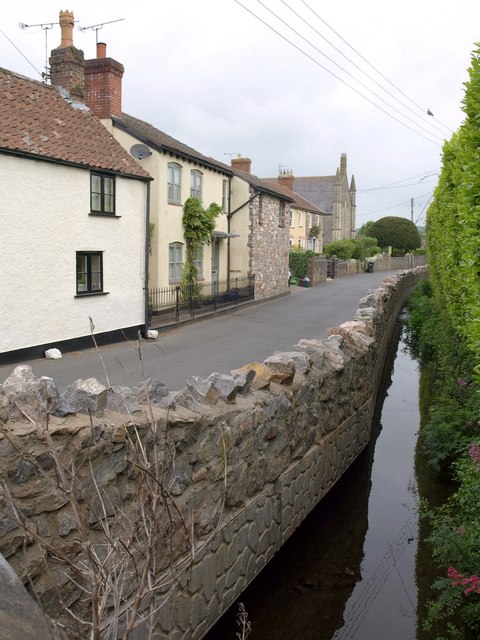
[
  {"left": 79, "top": 18, "right": 125, "bottom": 45},
  {"left": 19, "top": 19, "right": 61, "bottom": 81}
]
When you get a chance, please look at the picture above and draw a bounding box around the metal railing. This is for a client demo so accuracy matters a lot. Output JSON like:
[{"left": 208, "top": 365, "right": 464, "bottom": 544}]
[{"left": 148, "top": 276, "right": 255, "bottom": 327}]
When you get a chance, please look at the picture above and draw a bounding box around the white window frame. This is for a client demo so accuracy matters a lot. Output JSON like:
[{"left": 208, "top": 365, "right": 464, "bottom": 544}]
[
  {"left": 168, "top": 163, "right": 182, "bottom": 204},
  {"left": 190, "top": 170, "right": 202, "bottom": 200},
  {"left": 169, "top": 242, "right": 183, "bottom": 282}
]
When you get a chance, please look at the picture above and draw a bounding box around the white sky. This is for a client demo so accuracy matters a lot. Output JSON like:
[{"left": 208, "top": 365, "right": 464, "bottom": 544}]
[{"left": 1, "top": 0, "right": 479, "bottom": 227}]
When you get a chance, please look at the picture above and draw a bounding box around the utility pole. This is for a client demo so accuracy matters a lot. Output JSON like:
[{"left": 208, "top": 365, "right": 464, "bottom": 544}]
[{"left": 410, "top": 197, "right": 414, "bottom": 222}]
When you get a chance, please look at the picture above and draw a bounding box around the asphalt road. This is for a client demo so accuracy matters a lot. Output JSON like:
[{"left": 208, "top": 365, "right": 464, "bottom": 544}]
[{"left": 1, "top": 271, "right": 392, "bottom": 393}]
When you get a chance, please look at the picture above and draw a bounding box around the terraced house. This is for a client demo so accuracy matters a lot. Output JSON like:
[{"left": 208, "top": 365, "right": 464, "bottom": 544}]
[{"left": 46, "top": 11, "right": 293, "bottom": 305}]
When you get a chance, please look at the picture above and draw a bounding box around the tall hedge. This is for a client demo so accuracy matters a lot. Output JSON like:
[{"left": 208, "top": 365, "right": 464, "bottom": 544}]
[
  {"left": 426, "top": 44, "right": 480, "bottom": 360},
  {"left": 365, "top": 216, "right": 421, "bottom": 251}
]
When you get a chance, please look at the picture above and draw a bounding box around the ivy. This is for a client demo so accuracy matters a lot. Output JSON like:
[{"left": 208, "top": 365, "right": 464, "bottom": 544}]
[{"left": 182, "top": 197, "right": 222, "bottom": 287}]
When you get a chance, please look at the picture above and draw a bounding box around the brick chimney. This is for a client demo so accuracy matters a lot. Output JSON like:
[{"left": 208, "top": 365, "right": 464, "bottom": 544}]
[
  {"left": 278, "top": 168, "right": 294, "bottom": 191},
  {"left": 231, "top": 155, "right": 252, "bottom": 174},
  {"left": 85, "top": 42, "right": 124, "bottom": 119},
  {"left": 49, "top": 10, "right": 85, "bottom": 99}
]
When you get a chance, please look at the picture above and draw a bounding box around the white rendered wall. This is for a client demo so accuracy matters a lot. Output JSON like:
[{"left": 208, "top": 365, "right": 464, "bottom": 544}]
[{"left": 0, "top": 154, "right": 147, "bottom": 353}]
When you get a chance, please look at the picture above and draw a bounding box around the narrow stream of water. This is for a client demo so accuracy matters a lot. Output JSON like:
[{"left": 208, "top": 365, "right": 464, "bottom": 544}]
[{"left": 205, "top": 326, "right": 428, "bottom": 640}]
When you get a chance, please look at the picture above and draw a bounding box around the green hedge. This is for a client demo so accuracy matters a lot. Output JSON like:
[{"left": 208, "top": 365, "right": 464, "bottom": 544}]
[{"left": 427, "top": 44, "right": 480, "bottom": 360}]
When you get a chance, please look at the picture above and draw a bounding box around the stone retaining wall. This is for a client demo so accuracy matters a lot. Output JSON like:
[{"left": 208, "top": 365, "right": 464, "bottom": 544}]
[{"left": 0, "top": 267, "right": 427, "bottom": 639}]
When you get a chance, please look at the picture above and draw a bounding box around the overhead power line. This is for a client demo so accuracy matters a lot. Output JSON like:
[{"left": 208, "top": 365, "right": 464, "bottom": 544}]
[
  {"left": 280, "top": 0, "right": 451, "bottom": 139},
  {"left": 254, "top": 0, "right": 445, "bottom": 143},
  {"left": 233, "top": 0, "right": 442, "bottom": 146},
  {"left": 0, "top": 28, "right": 43, "bottom": 79},
  {"left": 300, "top": 0, "right": 453, "bottom": 135}
]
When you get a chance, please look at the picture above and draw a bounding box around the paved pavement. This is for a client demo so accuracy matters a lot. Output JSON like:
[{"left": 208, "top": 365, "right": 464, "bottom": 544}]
[{"left": 0, "top": 271, "right": 393, "bottom": 393}]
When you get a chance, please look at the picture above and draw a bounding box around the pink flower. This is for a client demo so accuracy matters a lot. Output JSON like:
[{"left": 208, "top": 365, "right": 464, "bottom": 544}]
[{"left": 469, "top": 441, "right": 480, "bottom": 465}]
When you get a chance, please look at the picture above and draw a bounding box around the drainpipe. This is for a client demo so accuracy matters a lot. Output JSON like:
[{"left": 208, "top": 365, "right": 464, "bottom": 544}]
[
  {"left": 227, "top": 188, "right": 261, "bottom": 288},
  {"left": 143, "top": 180, "right": 151, "bottom": 336}
]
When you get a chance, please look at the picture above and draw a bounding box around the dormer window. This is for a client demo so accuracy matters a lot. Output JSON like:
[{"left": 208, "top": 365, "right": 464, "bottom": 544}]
[{"left": 91, "top": 173, "right": 115, "bottom": 215}]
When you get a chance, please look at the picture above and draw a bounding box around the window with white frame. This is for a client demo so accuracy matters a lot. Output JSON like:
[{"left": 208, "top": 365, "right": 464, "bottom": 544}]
[
  {"left": 91, "top": 173, "right": 115, "bottom": 214},
  {"left": 222, "top": 179, "right": 229, "bottom": 212},
  {"left": 76, "top": 251, "right": 103, "bottom": 294},
  {"left": 169, "top": 242, "right": 183, "bottom": 282},
  {"left": 190, "top": 170, "right": 203, "bottom": 200},
  {"left": 289, "top": 209, "right": 294, "bottom": 227},
  {"left": 168, "top": 163, "right": 182, "bottom": 204},
  {"left": 298, "top": 211, "right": 302, "bottom": 227}
]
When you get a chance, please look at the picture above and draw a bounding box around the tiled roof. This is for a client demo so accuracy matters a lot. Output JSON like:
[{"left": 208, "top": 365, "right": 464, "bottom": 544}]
[
  {"left": 293, "top": 176, "right": 337, "bottom": 215},
  {"left": 0, "top": 67, "right": 150, "bottom": 179},
  {"left": 113, "top": 113, "right": 232, "bottom": 176},
  {"left": 232, "top": 169, "right": 294, "bottom": 202},
  {"left": 263, "top": 180, "right": 324, "bottom": 213}
]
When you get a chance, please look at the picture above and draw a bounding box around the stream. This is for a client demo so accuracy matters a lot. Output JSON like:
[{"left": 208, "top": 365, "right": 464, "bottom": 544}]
[{"left": 205, "top": 325, "right": 439, "bottom": 640}]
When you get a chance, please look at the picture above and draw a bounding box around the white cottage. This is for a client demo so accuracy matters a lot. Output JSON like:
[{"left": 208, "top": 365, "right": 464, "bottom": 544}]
[{"left": 0, "top": 66, "right": 151, "bottom": 363}]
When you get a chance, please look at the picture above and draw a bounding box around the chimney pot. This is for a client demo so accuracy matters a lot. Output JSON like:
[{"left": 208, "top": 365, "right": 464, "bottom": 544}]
[
  {"left": 97, "top": 42, "right": 107, "bottom": 59},
  {"left": 58, "top": 10, "right": 75, "bottom": 48}
]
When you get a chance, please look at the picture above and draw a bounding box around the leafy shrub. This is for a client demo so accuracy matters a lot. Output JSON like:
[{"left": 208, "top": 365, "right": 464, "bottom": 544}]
[
  {"left": 323, "top": 237, "right": 381, "bottom": 260},
  {"left": 365, "top": 216, "right": 421, "bottom": 251},
  {"left": 423, "top": 454, "right": 480, "bottom": 637},
  {"left": 288, "top": 248, "right": 318, "bottom": 278}
]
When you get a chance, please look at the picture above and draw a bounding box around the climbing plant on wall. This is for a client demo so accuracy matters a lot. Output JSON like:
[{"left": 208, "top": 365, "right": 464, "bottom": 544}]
[{"left": 182, "top": 197, "right": 222, "bottom": 289}]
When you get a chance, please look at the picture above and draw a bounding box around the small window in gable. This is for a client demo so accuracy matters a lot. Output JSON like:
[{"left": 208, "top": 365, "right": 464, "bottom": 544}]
[
  {"left": 168, "top": 163, "right": 182, "bottom": 204},
  {"left": 91, "top": 173, "right": 115, "bottom": 215}
]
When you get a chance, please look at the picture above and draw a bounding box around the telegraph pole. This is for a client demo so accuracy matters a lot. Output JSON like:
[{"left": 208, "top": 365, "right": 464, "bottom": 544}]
[{"left": 411, "top": 197, "right": 414, "bottom": 222}]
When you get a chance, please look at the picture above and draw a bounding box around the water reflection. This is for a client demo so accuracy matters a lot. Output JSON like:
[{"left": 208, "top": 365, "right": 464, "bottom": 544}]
[{"left": 205, "top": 327, "right": 415, "bottom": 640}]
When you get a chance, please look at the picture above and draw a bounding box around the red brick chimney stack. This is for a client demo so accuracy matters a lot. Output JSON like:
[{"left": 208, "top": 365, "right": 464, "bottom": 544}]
[
  {"left": 231, "top": 155, "right": 252, "bottom": 174},
  {"left": 278, "top": 168, "right": 294, "bottom": 191},
  {"left": 84, "top": 42, "right": 124, "bottom": 119},
  {"left": 49, "top": 10, "right": 85, "bottom": 99}
]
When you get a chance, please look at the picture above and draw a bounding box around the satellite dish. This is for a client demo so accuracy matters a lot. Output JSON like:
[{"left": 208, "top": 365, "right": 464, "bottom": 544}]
[{"left": 130, "top": 143, "right": 152, "bottom": 160}]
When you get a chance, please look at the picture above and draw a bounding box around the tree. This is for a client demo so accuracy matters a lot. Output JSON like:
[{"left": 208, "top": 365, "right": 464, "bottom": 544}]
[
  {"left": 365, "top": 216, "right": 421, "bottom": 252},
  {"left": 357, "top": 220, "right": 376, "bottom": 236}
]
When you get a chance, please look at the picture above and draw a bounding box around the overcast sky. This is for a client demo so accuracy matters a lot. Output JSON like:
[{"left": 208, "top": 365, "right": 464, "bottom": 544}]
[{"left": 2, "top": 0, "right": 479, "bottom": 227}]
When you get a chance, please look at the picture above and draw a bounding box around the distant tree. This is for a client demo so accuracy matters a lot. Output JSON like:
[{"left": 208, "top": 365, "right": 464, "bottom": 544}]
[
  {"left": 357, "top": 220, "right": 376, "bottom": 236},
  {"left": 365, "top": 216, "right": 421, "bottom": 252}
]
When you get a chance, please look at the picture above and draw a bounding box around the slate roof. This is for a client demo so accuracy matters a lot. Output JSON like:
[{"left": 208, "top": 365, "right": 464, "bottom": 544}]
[
  {"left": 263, "top": 180, "right": 323, "bottom": 213},
  {"left": 291, "top": 176, "right": 337, "bottom": 215},
  {"left": 113, "top": 113, "right": 232, "bottom": 176},
  {"left": 232, "top": 169, "right": 294, "bottom": 202},
  {"left": 0, "top": 67, "right": 150, "bottom": 179}
]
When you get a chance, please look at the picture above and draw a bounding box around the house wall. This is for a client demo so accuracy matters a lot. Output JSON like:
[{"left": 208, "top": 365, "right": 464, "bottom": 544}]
[
  {"left": 0, "top": 154, "right": 146, "bottom": 355},
  {"left": 106, "top": 125, "right": 230, "bottom": 289},
  {"left": 229, "top": 176, "right": 290, "bottom": 298}
]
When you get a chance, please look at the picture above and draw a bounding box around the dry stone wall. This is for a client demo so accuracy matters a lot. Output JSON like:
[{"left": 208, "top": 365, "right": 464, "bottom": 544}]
[{"left": 0, "top": 267, "right": 427, "bottom": 639}]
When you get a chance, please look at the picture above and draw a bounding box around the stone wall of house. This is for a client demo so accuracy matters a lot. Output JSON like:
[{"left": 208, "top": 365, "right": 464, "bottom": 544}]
[
  {"left": 249, "top": 191, "right": 290, "bottom": 299},
  {"left": 0, "top": 268, "right": 427, "bottom": 639}
]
